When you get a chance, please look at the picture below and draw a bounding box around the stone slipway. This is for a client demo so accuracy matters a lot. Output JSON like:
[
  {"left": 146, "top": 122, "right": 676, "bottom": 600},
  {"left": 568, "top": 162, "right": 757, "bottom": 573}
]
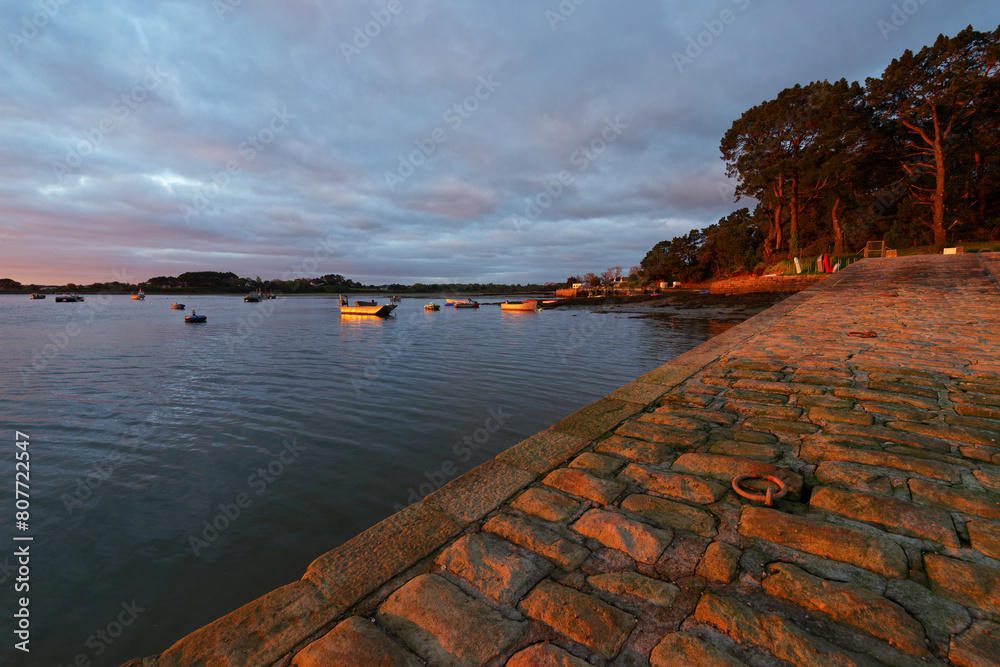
[{"left": 126, "top": 254, "right": 1000, "bottom": 666}]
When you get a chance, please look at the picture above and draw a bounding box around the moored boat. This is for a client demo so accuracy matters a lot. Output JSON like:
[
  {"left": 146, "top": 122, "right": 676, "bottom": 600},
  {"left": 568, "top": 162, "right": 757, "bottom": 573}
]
[
  {"left": 184, "top": 311, "right": 207, "bottom": 323},
  {"left": 170, "top": 302, "right": 185, "bottom": 310},
  {"left": 339, "top": 295, "right": 397, "bottom": 317},
  {"left": 29, "top": 293, "right": 46, "bottom": 299},
  {"left": 453, "top": 300, "right": 479, "bottom": 309},
  {"left": 55, "top": 293, "right": 83, "bottom": 302},
  {"left": 500, "top": 300, "right": 538, "bottom": 312},
  {"left": 131, "top": 290, "right": 145, "bottom": 300},
  {"left": 244, "top": 293, "right": 261, "bottom": 302},
  {"left": 424, "top": 303, "right": 440, "bottom": 311}
]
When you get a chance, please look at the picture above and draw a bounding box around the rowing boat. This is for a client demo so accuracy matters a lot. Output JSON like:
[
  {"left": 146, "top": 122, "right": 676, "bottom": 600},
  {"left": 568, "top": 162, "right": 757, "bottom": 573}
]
[
  {"left": 339, "top": 295, "right": 397, "bottom": 317},
  {"left": 500, "top": 300, "right": 538, "bottom": 312}
]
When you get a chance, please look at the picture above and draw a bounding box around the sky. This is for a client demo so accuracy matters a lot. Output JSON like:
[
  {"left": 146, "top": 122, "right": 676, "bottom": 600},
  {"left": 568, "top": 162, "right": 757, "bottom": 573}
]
[{"left": 1, "top": 1, "right": 997, "bottom": 286}]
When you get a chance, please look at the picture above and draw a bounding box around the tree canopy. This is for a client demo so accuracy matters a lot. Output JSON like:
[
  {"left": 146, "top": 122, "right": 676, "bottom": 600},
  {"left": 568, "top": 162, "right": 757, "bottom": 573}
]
[{"left": 642, "top": 24, "right": 999, "bottom": 284}]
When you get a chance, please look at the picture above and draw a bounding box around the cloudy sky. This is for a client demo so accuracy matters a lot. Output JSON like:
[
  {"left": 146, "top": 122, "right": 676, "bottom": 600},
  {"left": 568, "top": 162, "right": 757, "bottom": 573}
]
[{"left": 1, "top": 1, "right": 996, "bottom": 285}]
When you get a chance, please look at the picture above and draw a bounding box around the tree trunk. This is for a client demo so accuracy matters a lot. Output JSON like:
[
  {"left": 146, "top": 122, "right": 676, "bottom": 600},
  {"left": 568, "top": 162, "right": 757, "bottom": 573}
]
[
  {"left": 831, "top": 197, "right": 844, "bottom": 255},
  {"left": 773, "top": 203, "right": 783, "bottom": 260},
  {"left": 931, "top": 113, "right": 946, "bottom": 246},
  {"left": 975, "top": 150, "right": 986, "bottom": 230},
  {"left": 769, "top": 178, "right": 784, "bottom": 262},
  {"left": 789, "top": 173, "right": 799, "bottom": 256}
]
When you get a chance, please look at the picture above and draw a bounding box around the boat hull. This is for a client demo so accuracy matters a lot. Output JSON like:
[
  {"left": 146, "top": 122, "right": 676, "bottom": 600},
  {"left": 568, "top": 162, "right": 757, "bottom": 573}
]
[
  {"left": 500, "top": 300, "right": 538, "bottom": 312},
  {"left": 184, "top": 316, "right": 207, "bottom": 323},
  {"left": 340, "top": 304, "right": 397, "bottom": 317}
]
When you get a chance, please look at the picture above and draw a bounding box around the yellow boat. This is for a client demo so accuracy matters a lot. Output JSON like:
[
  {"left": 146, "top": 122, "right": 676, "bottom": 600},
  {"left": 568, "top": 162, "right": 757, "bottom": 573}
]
[
  {"left": 339, "top": 296, "right": 397, "bottom": 317},
  {"left": 500, "top": 300, "right": 538, "bottom": 312}
]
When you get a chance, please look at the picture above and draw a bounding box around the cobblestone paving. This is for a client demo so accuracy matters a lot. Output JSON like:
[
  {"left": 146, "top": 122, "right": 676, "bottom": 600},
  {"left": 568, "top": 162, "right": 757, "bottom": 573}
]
[{"left": 132, "top": 255, "right": 1000, "bottom": 666}]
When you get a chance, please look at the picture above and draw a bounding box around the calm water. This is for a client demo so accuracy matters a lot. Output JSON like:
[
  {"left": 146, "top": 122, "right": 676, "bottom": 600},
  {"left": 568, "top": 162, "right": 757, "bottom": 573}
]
[{"left": 0, "top": 293, "right": 724, "bottom": 665}]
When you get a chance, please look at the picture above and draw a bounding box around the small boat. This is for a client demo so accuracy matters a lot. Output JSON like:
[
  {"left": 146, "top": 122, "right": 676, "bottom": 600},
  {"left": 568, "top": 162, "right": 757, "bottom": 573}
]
[
  {"left": 29, "top": 293, "right": 46, "bottom": 299},
  {"left": 339, "top": 295, "right": 397, "bottom": 317},
  {"left": 500, "top": 300, "right": 538, "bottom": 312},
  {"left": 390, "top": 296, "right": 402, "bottom": 304},
  {"left": 131, "top": 290, "right": 145, "bottom": 300},
  {"left": 184, "top": 311, "right": 207, "bottom": 323},
  {"left": 170, "top": 302, "right": 185, "bottom": 310},
  {"left": 453, "top": 300, "right": 479, "bottom": 309},
  {"left": 244, "top": 293, "right": 261, "bottom": 303},
  {"left": 55, "top": 293, "right": 83, "bottom": 302},
  {"left": 424, "top": 303, "right": 440, "bottom": 311}
]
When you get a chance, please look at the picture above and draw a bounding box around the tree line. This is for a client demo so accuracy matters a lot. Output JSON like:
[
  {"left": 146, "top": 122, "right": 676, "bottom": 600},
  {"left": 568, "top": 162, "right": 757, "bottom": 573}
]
[{"left": 642, "top": 25, "right": 999, "bottom": 284}]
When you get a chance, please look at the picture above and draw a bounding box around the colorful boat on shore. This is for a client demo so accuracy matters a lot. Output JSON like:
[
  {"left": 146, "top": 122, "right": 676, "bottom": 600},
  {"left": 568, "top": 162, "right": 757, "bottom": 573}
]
[
  {"left": 339, "top": 296, "right": 397, "bottom": 317},
  {"left": 500, "top": 300, "right": 538, "bottom": 312}
]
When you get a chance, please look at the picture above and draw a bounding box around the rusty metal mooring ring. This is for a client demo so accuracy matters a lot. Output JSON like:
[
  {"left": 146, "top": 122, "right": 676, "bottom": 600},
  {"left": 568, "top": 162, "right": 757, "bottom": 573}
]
[{"left": 732, "top": 474, "right": 788, "bottom": 507}]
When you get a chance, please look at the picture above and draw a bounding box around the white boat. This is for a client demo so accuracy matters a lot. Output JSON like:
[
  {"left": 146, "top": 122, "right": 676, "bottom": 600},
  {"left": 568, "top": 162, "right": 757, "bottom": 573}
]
[{"left": 131, "top": 290, "right": 145, "bottom": 300}]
